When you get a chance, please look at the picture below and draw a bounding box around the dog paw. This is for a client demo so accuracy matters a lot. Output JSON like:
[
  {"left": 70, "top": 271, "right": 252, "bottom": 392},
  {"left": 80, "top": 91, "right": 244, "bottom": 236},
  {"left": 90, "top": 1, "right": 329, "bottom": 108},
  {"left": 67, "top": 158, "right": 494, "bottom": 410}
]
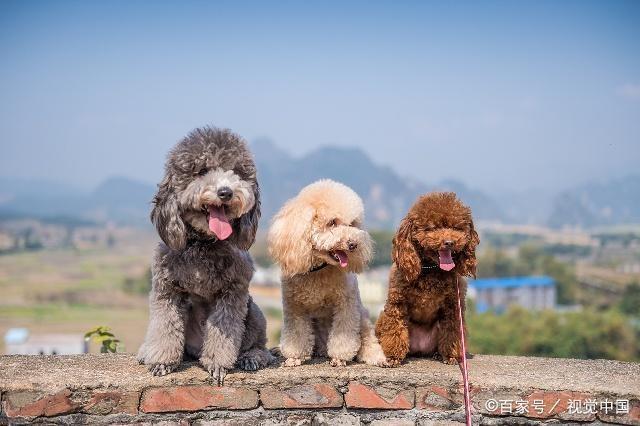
[
  {"left": 269, "top": 347, "right": 282, "bottom": 357},
  {"left": 208, "top": 365, "right": 228, "bottom": 386},
  {"left": 443, "top": 356, "right": 459, "bottom": 365},
  {"left": 365, "top": 358, "right": 389, "bottom": 367},
  {"left": 149, "top": 363, "right": 176, "bottom": 376},
  {"left": 329, "top": 358, "right": 347, "bottom": 367},
  {"left": 384, "top": 358, "right": 401, "bottom": 368},
  {"left": 282, "top": 357, "right": 303, "bottom": 367},
  {"left": 200, "top": 357, "right": 228, "bottom": 385},
  {"left": 237, "top": 357, "right": 260, "bottom": 371},
  {"left": 376, "top": 359, "right": 391, "bottom": 368}
]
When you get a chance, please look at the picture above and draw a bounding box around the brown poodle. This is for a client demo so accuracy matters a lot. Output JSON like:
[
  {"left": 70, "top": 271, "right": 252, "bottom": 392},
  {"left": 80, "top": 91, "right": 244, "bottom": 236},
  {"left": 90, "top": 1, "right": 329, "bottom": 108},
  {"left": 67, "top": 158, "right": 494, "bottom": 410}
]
[{"left": 375, "top": 192, "right": 479, "bottom": 366}]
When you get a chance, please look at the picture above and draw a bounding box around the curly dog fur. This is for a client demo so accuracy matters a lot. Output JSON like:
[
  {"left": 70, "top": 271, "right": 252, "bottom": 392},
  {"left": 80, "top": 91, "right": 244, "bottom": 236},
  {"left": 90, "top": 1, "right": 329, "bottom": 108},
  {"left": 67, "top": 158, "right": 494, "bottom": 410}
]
[
  {"left": 375, "top": 192, "right": 479, "bottom": 366},
  {"left": 137, "top": 126, "right": 273, "bottom": 383},
  {"left": 268, "top": 180, "right": 387, "bottom": 367}
]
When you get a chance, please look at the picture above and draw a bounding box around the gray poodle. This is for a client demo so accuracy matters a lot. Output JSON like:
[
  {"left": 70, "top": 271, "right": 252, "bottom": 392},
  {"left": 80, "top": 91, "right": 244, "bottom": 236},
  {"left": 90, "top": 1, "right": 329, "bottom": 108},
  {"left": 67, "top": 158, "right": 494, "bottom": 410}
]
[{"left": 137, "top": 126, "right": 273, "bottom": 384}]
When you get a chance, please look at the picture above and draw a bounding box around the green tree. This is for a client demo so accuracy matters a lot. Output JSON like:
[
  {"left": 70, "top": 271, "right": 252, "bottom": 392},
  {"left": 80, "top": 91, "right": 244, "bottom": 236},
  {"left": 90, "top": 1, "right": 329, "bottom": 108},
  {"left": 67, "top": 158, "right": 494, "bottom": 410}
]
[
  {"left": 250, "top": 238, "right": 273, "bottom": 267},
  {"left": 476, "top": 247, "right": 516, "bottom": 278},
  {"left": 122, "top": 268, "right": 152, "bottom": 295},
  {"left": 468, "top": 306, "right": 639, "bottom": 362},
  {"left": 370, "top": 230, "right": 394, "bottom": 267},
  {"left": 619, "top": 282, "right": 640, "bottom": 316}
]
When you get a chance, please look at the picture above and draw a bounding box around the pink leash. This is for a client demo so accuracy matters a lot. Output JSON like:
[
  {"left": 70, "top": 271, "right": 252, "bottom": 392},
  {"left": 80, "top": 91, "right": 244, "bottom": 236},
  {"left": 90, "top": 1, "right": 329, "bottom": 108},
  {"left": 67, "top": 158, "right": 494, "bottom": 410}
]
[{"left": 455, "top": 275, "right": 472, "bottom": 426}]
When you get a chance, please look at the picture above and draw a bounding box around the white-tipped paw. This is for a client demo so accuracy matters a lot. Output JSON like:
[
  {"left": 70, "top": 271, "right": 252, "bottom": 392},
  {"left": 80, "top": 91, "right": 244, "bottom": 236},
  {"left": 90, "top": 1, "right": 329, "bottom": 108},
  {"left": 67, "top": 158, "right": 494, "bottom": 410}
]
[
  {"left": 360, "top": 351, "right": 389, "bottom": 367},
  {"left": 201, "top": 357, "right": 228, "bottom": 386},
  {"left": 329, "top": 358, "right": 347, "bottom": 367},
  {"left": 283, "top": 357, "right": 303, "bottom": 367},
  {"left": 371, "top": 358, "right": 390, "bottom": 367},
  {"left": 209, "top": 364, "right": 227, "bottom": 386},
  {"left": 384, "top": 358, "right": 401, "bottom": 368}
]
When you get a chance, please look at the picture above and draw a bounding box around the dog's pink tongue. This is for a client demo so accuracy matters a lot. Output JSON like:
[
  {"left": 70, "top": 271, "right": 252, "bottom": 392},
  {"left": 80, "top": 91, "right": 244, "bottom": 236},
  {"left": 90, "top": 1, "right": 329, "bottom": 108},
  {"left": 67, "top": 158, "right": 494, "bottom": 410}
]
[
  {"left": 208, "top": 205, "right": 232, "bottom": 240},
  {"left": 334, "top": 250, "right": 349, "bottom": 268},
  {"left": 438, "top": 249, "right": 455, "bottom": 271}
]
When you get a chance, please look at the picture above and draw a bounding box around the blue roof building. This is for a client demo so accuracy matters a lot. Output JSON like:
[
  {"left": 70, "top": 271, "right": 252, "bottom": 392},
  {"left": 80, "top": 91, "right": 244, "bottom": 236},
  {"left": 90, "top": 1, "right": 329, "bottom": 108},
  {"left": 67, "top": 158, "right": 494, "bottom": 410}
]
[{"left": 469, "top": 275, "right": 556, "bottom": 313}]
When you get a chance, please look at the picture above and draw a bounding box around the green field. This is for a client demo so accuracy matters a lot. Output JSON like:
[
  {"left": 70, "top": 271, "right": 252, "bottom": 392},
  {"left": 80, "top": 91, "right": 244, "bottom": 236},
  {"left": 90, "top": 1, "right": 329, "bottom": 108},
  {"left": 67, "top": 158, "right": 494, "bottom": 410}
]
[
  {"left": 1, "top": 229, "right": 638, "bottom": 361},
  {"left": 0, "top": 232, "right": 155, "bottom": 353},
  {"left": 0, "top": 231, "right": 283, "bottom": 353}
]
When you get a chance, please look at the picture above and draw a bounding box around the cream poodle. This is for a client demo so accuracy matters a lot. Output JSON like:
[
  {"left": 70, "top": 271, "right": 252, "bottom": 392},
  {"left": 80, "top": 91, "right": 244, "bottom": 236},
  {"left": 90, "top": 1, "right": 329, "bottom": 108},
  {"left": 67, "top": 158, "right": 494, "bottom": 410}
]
[{"left": 268, "top": 179, "right": 387, "bottom": 367}]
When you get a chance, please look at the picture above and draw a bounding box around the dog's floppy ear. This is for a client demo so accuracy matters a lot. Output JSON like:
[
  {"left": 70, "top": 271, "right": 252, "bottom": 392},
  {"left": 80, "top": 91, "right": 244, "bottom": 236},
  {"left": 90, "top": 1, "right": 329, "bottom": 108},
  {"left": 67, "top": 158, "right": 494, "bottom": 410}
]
[
  {"left": 392, "top": 216, "right": 421, "bottom": 282},
  {"left": 268, "top": 198, "right": 314, "bottom": 278},
  {"left": 150, "top": 172, "right": 187, "bottom": 250},
  {"left": 459, "top": 216, "right": 480, "bottom": 278},
  {"left": 229, "top": 182, "right": 261, "bottom": 250}
]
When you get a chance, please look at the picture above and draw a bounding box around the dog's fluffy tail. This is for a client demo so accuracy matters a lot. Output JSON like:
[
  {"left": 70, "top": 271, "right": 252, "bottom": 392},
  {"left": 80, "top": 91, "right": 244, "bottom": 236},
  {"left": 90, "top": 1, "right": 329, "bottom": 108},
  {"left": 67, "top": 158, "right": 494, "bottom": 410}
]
[{"left": 356, "top": 308, "right": 388, "bottom": 366}]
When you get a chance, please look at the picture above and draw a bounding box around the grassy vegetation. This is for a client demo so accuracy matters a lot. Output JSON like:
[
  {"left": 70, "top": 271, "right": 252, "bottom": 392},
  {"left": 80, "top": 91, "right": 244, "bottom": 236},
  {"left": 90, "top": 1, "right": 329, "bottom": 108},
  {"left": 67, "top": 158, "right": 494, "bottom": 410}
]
[
  {"left": 0, "top": 233, "right": 287, "bottom": 352},
  {"left": 2, "top": 227, "right": 638, "bottom": 362},
  {"left": 0, "top": 234, "right": 155, "bottom": 353},
  {"left": 370, "top": 230, "right": 394, "bottom": 267},
  {"left": 467, "top": 306, "right": 640, "bottom": 362}
]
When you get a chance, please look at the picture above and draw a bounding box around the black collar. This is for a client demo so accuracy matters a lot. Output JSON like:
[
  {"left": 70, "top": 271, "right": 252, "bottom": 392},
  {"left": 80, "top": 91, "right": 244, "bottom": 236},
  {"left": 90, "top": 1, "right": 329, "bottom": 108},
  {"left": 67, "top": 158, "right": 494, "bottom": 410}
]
[
  {"left": 308, "top": 262, "right": 328, "bottom": 273},
  {"left": 421, "top": 260, "right": 440, "bottom": 274}
]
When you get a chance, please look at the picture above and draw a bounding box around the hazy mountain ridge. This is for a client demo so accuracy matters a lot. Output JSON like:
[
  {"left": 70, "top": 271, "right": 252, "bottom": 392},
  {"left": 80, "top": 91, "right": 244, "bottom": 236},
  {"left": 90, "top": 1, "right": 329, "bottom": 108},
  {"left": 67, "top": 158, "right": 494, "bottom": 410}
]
[
  {"left": 0, "top": 176, "right": 155, "bottom": 226},
  {"left": 548, "top": 175, "right": 640, "bottom": 228},
  {"left": 1, "top": 142, "right": 638, "bottom": 229},
  {"left": 252, "top": 139, "right": 427, "bottom": 227},
  {"left": 251, "top": 139, "right": 507, "bottom": 228}
]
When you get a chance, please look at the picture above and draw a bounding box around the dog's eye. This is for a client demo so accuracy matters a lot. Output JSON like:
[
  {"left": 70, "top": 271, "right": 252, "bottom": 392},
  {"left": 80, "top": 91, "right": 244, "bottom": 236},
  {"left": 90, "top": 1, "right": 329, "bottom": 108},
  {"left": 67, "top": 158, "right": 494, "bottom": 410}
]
[
  {"left": 197, "top": 168, "right": 208, "bottom": 176},
  {"left": 327, "top": 219, "right": 338, "bottom": 227}
]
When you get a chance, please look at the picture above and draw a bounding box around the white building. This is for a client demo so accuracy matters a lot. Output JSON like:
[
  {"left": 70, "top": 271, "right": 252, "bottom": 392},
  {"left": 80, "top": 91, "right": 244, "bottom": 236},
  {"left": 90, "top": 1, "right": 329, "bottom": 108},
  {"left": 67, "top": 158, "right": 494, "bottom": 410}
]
[{"left": 4, "top": 328, "right": 87, "bottom": 355}]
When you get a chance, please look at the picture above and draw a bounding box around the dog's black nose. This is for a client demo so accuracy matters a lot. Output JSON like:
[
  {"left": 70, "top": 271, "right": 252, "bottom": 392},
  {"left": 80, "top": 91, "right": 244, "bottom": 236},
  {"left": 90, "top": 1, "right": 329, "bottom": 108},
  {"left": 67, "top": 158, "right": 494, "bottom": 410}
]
[
  {"left": 217, "top": 187, "right": 233, "bottom": 201},
  {"left": 443, "top": 240, "right": 454, "bottom": 248},
  {"left": 347, "top": 240, "right": 358, "bottom": 251}
]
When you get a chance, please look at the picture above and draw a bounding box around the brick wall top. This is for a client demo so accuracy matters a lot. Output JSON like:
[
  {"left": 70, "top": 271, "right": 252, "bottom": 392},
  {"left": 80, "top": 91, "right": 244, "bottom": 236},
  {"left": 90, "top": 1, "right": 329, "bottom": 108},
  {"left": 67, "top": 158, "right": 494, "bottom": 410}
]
[{"left": 0, "top": 354, "right": 638, "bottom": 425}]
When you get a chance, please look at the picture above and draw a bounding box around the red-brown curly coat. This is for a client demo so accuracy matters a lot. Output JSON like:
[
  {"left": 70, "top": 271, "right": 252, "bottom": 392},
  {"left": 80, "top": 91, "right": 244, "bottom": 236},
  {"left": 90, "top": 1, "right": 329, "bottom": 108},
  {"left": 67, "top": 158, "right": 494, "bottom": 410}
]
[{"left": 375, "top": 192, "right": 479, "bottom": 366}]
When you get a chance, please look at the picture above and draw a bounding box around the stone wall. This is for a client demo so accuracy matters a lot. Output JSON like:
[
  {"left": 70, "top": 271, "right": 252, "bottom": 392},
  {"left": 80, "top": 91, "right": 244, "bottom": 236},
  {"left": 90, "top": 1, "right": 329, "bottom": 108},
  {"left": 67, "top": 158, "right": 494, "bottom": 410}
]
[{"left": 0, "top": 354, "right": 638, "bottom": 425}]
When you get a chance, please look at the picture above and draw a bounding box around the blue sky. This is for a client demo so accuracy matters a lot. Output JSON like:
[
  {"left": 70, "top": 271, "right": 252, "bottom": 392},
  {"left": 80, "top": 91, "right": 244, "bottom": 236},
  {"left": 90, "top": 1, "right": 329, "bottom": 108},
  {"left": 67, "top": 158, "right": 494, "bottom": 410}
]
[{"left": 1, "top": 1, "right": 639, "bottom": 192}]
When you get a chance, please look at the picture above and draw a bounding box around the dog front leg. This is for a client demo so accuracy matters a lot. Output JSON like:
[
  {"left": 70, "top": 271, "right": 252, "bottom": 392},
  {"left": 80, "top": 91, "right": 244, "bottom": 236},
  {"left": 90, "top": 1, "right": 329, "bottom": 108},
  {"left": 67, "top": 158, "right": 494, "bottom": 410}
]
[
  {"left": 280, "top": 303, "right": 314, "bottom": 367},
  {"left": 326, "top": 293, "right": 361, "bottom": 366},
  {"left": 375, "top": 303, "right": 410, "bottom": 367},
  {"left": 437, "top": 299, "right": 464, "bottom": 365},
  {"left": 137, "top": 287, "right": 188, "bottom": 376},
  {"left": 236, "top": 297, "right": 275, "bottom": 371},
  {"left": 200, "top": 290, "right": 249, "bottom": 385}
]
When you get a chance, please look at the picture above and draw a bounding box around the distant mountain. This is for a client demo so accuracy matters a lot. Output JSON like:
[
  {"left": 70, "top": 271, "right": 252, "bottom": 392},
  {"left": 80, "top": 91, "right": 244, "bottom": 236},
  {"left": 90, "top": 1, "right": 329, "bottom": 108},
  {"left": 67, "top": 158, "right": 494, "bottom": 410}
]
[
  {"left": 251, "top": 139, "right": 506, "bottom": 229},
  {"left": 16, "top": 141, "right": 635, "bottom": 230},
  {"left": 548, "top": 175, "right": 640, "bottom": 228},
  {"left": 0, "top": 142, "right": 512, "bottom": 229},
  {"left": 0, "top": 176, "right": 155, "bottom": 226},
  {"left": 88, "top": 177, "right": 155, "bottom": 224},
  {"left": 0, "top": 177, "right": 88, "bottom": 219}
]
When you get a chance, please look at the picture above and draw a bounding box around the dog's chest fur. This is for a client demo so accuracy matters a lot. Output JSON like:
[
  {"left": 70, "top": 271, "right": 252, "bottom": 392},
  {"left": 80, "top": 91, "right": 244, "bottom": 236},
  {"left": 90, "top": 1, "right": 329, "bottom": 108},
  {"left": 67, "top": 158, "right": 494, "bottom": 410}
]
[
  {"left": 282, "top": 268, "right": 354, "bottom": 316},
  {"left": 156, "top": 241, "right": 253, "bottom": 298},
  {"left": 406, "top": 272, "right": 460, "bottom": 325}
]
